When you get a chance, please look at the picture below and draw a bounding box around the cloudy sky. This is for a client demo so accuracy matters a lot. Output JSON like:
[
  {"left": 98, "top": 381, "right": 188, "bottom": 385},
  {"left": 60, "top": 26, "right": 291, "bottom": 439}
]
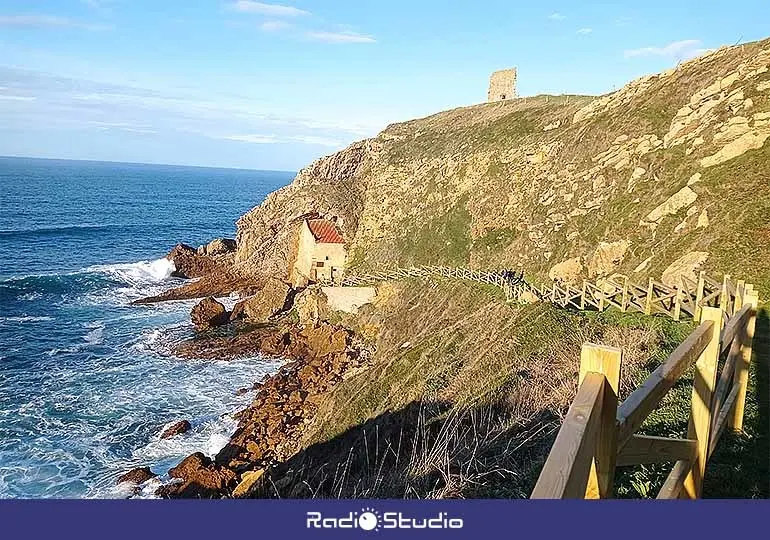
[{"left": 0, "top": 1, "right": 768, "bottom": 170}]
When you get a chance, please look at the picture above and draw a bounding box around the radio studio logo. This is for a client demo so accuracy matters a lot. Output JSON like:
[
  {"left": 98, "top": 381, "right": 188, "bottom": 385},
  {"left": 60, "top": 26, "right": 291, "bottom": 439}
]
[{"left": 306, "top": 507, "right": 464, "bottom": 531}]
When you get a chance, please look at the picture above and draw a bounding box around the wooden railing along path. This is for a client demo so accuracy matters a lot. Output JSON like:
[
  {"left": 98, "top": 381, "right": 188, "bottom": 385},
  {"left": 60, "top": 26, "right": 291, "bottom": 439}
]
[
  {"left": 338, "top": 265, "right": 532, "bottom": 301},
  {"left": 530, "top": 283, "right": 760, "bottom": 499},
  {"left": 538, "top": 271, "right": 744, "bottom": 322},
  {"left": 342, "top": 266, "right": 740, "bottom": 324}
]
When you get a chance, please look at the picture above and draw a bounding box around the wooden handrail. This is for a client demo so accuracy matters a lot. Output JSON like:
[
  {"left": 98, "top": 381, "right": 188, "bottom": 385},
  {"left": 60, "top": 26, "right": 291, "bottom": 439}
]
[
  {"left": 532, "top": 290, "right": 758, "bottom": 499},
  {"left": 720, "top": 304, "right": 752, "bottom": 354},
  {"left": 531, "top": 372, "right": 606, "bottom": 499},
  {"left": 616, "top": 321, "right": 714, "bottom": 445}
]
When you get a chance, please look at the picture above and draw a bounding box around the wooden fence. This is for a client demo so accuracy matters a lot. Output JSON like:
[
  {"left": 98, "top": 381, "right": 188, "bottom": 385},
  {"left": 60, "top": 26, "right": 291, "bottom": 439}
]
[
  {"left": 538, "top": 271, "right": 743, "bottom": 321},
  {"left": 530, "top": 282, "right": 759, "bottom": 499},
  {"left": 339, "top": 265, "right": 533, "bottom": 301}
]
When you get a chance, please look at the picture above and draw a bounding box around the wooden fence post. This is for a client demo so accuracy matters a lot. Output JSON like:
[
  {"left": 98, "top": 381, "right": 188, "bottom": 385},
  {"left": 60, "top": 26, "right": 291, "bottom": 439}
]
[
  {"left": 645, "top": 278, "right": 654, "bottom": 315},
  {"left": 695, "top": 271, "right": 706, "bottom": 320},
  {"left": 598, "top": 283, "right": 606, "bottom": 312},
  {"left": 734, "top": 280, "right": 745, "bottom": 312},
  {"left": 673, "top": 281, "right": 683, "bottom": 321},
  {"left": 579, "top": 343, "right": 622, "bottom": 499},
  {"left": 621, "top": 276, "right": 629, "bottom": 312},
  {"left": 729, "top": 290, "right": 759, "bottom": 432},
  {"left": 581, "top": 280, "right": 587, "bottom": 310},
  {"left": 682, "top": 306, "right": 723, "bottom": 499},
  {"left": 720, "top": 274, "right": 730, "bottom": 315}
]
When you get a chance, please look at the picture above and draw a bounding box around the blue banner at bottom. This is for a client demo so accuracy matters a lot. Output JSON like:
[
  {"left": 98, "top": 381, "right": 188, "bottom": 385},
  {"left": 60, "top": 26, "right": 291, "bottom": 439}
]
[{"left": 0, "top": 499, "right": 766, "bottom": 539}]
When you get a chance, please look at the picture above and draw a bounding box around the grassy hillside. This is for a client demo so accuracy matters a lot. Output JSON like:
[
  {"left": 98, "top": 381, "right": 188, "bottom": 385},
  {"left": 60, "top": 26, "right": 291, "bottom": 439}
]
[
  {"left": 235, "top": 37, "right": 770, "bottom": 300},
  {"left": 249, "top": 280, "right": 717, "bottom": 498},
  {"left": 228, "top": 37, "right": 770, "bottom": 499}
]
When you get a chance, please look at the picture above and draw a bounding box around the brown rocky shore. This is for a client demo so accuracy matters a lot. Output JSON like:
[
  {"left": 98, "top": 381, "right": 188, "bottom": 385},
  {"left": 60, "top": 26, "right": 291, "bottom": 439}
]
[{"left": 121, "top": 239, "right": 371, "bottom": 499}]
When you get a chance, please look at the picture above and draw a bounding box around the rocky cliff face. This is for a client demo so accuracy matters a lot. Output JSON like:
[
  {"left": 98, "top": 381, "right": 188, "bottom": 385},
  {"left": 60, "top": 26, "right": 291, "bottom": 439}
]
[
  {"left": 234, "top": 140, "right": 375, "bottom": 279},
  {"left": 234, "top": 37, "right": 770, "bottom": 295}
]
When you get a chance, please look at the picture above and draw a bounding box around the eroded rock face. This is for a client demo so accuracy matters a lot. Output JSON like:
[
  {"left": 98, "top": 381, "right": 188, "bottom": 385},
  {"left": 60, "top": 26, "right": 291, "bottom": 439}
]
[
  {"left": 662, "top": 251, "right": 709, "bottom": 286},
  {"left": 161, "top": 419, "right": 192, "bottom": 439},
  {"left": 588, "top": 240, "right": 630, "bottom": 278},
  {"left": 202, "top": 238, "right": 236, "bottom": 256},
  {"left": 549, "top": 257, "right": 584, "bottom": 285},
  {"left": 234, "top": 141, "right": 371, "bottom": 279},
  {"left": 643, "top": 187, "right": 698, "bottom": 225},
  {"left": 701, "top": 130, "right": 770, "bottom": 167},
  {"left": 230, "top": 278, "right": 291, "bottom": 323},
  {"left": 191, "top": 297, "right": 229, "bottom": 329},
  {"left": 295, "top": 287, "right": 330, "bottom": 325}
]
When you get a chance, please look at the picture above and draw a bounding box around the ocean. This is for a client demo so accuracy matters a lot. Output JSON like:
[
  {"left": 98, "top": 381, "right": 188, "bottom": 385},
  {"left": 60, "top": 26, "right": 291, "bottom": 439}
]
[{"left": 0, "top": 156, "right": 294, "bottom": 498}]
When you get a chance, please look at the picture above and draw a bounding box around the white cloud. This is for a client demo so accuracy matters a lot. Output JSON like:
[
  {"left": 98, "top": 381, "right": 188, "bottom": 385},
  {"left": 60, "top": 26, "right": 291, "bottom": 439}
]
[
  {"left": 222, "top": 134, "right": 278, "bottom": 144},
  {"left": 0, "top": 94, "right": 36, "bottom": 101},
  {"left": 548, "top": 13, "right": 566, "bottom": 21},
  {"left": 221, "top": 133, "right": 343, "bottom": 147},
  {"left": 624, "top": 39, "right": 707, "bottom": 60},
  {"left": 260, "top": 20, "right": 291, "bottom": 32},
  {"left": 577, "top": 27, "right": 592, "bottom": 35},
  {"left": 0, "top": 14, "right": 111, "bottom": 30},
  {"left": 229, "top": 1, "right": 310, "bottom": 17},
  {"left": 121, "top": 127, "right": 158, "bottom": 134},
  {"left": 306, "top": 30, "right": 376, "bottom": 43}
]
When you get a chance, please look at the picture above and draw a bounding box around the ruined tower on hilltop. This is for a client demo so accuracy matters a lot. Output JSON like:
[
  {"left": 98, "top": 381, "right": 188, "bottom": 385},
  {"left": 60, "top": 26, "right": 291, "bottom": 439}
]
[{"left": 487, "top": 68, "right": 517, "bottom": 102}]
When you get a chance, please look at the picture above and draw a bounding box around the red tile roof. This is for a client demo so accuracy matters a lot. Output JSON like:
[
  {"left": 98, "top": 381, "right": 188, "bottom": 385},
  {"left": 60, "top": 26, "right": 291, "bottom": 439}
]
[{"left": 307, "top": 219, "right": 345, "bottom": 244}]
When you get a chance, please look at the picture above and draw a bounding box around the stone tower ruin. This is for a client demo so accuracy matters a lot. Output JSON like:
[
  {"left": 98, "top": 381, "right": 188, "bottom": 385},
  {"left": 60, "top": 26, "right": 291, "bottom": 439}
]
[{"left": 487, "top": 68, "right": 517, "bottom": 102}]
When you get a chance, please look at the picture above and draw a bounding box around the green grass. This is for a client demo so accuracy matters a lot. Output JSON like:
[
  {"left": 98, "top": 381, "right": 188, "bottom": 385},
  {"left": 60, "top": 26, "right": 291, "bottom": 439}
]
[{"left": 393, "top": 195, "right": 472, "bottom": 266}]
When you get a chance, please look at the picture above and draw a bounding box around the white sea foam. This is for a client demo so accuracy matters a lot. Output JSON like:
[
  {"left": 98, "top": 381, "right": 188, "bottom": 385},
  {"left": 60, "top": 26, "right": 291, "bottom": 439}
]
[
  {"left": 83, "top": 322, "right": 104, "bottom": 345},
  {"left": 81, "top": 258, "right": 180, "bottom": 306},
  {"left": 87, "top": 258, "right": 176, "bottom": 286},
  {"left": 0, "top": 315, "right": 54, "bottom": 324}
]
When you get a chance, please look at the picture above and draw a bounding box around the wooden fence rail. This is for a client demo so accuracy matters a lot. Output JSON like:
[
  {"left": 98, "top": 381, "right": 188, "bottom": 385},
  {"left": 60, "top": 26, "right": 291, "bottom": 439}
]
[
  {"left": 537, "top": 271, "right": 744, "bottom": 322},
  {"left": 343, "top": 265, "right": 744, "bottom": 326},
  {"left": 531, "top": 286, "right": 760, "bottom": 499},
  {"left": 338, "top": 265, "right": 530, "bottom": 301}
]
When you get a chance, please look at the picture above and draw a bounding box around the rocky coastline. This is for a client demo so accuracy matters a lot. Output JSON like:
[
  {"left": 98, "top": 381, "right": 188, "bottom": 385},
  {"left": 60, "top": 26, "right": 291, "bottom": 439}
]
[{"left": 120, "top": 238, "right": 371, "bottom": 499}]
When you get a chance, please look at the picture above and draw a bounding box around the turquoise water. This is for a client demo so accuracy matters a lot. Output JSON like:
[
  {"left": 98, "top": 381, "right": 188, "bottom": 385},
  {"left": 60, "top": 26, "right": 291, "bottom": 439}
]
[{"left": 0, "top": 156, "right": 293, "bottom": 498}]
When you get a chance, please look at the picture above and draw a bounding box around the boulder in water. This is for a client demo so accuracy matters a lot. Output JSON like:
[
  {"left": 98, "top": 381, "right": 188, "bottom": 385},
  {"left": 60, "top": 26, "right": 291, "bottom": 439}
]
[
  {"left": 117, "top": 466, "right": 156, "bottom": 486},
  {"left": 156, "top": 452, "right": 236, "bottom": 499},
  {"left": 191, "top": 297, "right": 229, "bottom": 329},
  {"left": 160, "top": 419, "right": 192, "bottom": 439}
]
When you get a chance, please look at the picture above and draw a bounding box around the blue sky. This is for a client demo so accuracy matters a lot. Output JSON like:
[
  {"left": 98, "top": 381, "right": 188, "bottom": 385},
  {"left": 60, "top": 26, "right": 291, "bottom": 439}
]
[{"left": 0, "top": 1, "right": 768, "bottom": 171}]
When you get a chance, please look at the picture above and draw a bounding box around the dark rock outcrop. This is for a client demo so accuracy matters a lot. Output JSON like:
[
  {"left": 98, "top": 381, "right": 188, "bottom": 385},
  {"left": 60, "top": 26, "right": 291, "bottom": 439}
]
[
  {"left": 117, "top": 466, "right": 156, "bottom": 486},
  {"left": 160, "top": 419, "right": 192, "bottom": 439},
  {"left": 156, "top": 452, "right": 236, "bottom": 499},
  {"left": 161, "top": 321, "right": 364, "bottom": 498},
  {"left": 133, "top": 242, "right": 258, "bottom": 304},
  {"left": 168, "top": 243, "right": 220, "bottom": 279},
  {"left": 191, "top": 297, "right": 229, "bottom": 329}
]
